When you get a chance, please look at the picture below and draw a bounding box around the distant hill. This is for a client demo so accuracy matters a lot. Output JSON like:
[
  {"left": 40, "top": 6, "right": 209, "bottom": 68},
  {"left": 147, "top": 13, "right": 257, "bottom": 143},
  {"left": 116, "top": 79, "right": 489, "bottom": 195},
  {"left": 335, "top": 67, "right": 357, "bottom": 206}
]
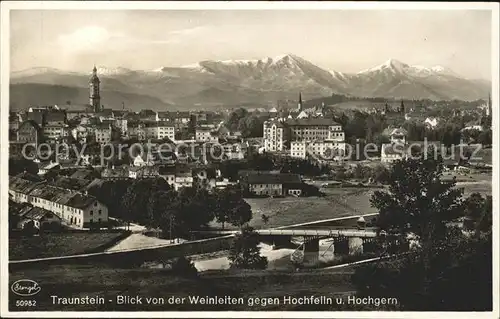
[
  {"left": 10, "top": 54, "right": 491, "bottom": 111},
  {"left": 9, "top": 83, "right": 173, "bottom": 112}
]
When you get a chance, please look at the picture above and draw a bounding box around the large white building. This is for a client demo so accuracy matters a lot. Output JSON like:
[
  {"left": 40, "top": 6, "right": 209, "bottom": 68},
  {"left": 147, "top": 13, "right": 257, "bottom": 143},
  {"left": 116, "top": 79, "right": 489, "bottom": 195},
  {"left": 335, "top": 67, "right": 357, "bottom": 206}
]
[
  {"left": 287, "top": 118, "right": 344, "bottom": 141},
  {"left": 263, "top": 118, "right": 344, "bottom": 154},
  {"left": 145, "top": 122, "right": 175, "bottom": 141},
  {"left": 263, "top": 120, "right": 286, "bottom": 152},
  {"left": 290, "top": 139, "right": 346, "bottom": 160}
]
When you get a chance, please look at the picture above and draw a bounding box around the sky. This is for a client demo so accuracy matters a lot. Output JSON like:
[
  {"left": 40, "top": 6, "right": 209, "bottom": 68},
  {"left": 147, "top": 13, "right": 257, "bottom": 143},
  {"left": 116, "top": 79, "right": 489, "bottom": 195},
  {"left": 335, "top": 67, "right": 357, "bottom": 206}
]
[{"left": 10, "top": 9, "right": 493, "bottom": 79}]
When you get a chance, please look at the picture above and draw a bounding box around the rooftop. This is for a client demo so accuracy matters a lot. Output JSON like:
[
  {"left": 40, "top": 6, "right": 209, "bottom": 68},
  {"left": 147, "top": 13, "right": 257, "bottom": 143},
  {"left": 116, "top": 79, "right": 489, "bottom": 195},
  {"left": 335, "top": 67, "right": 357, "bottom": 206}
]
[{"left": 241, "top": 171, "right": 302, "bottom": 185}]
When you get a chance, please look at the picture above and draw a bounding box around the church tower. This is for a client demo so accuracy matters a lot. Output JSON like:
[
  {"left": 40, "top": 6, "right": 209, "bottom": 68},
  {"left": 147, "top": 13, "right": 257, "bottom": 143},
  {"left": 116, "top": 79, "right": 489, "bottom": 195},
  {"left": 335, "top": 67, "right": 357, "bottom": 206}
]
[
  {"left": 487, "top": 93, "right": 492, "bottom": 117},
  {"left": 297, "top": 92, "right": 303, "bottom": 112},
  {"left": 89, "top": 65, "right": 101, "bottom": 113}
]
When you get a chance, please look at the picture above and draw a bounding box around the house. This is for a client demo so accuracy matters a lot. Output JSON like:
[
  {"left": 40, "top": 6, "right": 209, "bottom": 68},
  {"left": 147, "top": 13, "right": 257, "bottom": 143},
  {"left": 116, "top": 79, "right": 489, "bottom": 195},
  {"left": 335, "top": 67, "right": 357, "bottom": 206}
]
[
  {"left": 461, "top": 124, "right": 484, "bottom": 132},
  {"left": 424, "top": 117, "right": 439, "bottom": 128},
  {"left": 159, "top": 165, "right": 194, "bottom": 191},
  {"left": 71, "top": 125, "right": 90, "bottom": 143},
  {"left": 101, "top": 166, "right": 129, "bottom": 179},
  {"left": 51, "top": 176, "right": 94, "bottom": 191},
  {"left": 16, "top": 205, "right": 62, "bottom": 230},
  {"left": 9, "top": 176, "right": 46, "bottom": 204},
  {"left": 239, "top": 171, "right": 304, "bottom": 197},
  {"left": 16, "top": 120, "right": 41, "bottom": 145},
  {"left": 128, "top": 166, "right": 159, "bottom": 179},
  {"left": 127, "top": 122, "right": 146, "bottom": 141},
  {"left": 115, "top": 118, "right": 128, "bottom": 136},
  {"left": 9, "top": 112, "right": 21, "bottom": 131},
  {"left": 38, "top": 161, "right": 61, "bottom": 176},
  {"left": 42, "top": 123, "right": 69, "bottom": 142},
  {"left": 70, "top": 169, "right": 99, "bottom": 181},
  {"left": 193, "top": 167, "right": 217, "bottom": 190},
  {"left": 389, "top": 128, "right": 408, "bottom": 145},
  {"left": 44, "top": 110, "right": 67, "bottom": 126},
  {"left": 381, "top": 143, "right": 408, "bottom": 164},
  {"left": 144, "top": 122, "right": 175, "bottom": 141},
  {"left": 139, "top": 109, "right": 159, "bottom": 122},
  {"left": 196, "top": 127, "right": 218, "bottom": 142},
  {"left": 94, "top": 123, "right": 112, "bottom": 144}
]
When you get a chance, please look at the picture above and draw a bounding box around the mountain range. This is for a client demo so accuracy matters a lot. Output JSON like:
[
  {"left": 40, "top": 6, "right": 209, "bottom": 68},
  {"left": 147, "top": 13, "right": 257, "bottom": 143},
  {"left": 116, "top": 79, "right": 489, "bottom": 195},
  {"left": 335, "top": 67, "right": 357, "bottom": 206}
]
[{"left": 10, "top": 54, "right": 491, "bottom": 111}]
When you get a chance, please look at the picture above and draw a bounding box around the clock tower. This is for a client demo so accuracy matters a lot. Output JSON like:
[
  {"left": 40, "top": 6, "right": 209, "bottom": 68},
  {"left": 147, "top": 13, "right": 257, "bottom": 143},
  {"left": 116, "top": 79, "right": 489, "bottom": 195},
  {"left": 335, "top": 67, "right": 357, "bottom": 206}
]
[{"left": 89, "top": 65, "right": 101, "bottom": 113}]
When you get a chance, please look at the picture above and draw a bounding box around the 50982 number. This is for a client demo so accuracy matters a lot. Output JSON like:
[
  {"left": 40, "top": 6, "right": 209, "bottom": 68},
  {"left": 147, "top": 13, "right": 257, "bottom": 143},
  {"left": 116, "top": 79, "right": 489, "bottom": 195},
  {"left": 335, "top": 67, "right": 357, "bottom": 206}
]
[{"left": 16, "top": 300, "right": 36, "bottom": 307}]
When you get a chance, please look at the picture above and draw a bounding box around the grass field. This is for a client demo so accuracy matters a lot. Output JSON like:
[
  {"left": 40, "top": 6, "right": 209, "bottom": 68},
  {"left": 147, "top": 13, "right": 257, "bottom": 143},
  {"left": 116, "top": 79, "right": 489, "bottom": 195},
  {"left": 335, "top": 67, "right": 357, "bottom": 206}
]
[
  {"left": 213, "top": 172, "right": 492, "bottom": 231},
  {"left": 242, "top": 187, "right": 378, "bottom": 230},
  {"left": 9, "top": 231, "right": 130, "bottom": 260},
  {"left": 8, "top": 265, "right": 358, "bottom": 311}
]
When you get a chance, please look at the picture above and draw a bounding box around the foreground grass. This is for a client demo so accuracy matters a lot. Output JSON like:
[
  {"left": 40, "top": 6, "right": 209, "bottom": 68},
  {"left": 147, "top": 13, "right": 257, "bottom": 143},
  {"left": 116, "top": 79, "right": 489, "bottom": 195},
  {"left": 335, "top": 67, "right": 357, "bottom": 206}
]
[
  {"left": 9, "top": 265, "right": 357, "bottom": 311},
  {"left": 9, "top": 231, "right": 130, "bottom": 260}
]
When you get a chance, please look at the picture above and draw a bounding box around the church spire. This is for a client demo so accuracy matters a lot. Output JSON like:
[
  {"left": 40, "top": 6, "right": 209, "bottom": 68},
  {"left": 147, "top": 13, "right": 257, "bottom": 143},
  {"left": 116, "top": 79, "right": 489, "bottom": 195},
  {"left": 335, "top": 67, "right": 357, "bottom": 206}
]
[{"left": 298, "top": 92, "right": 303, "bottom": 112}]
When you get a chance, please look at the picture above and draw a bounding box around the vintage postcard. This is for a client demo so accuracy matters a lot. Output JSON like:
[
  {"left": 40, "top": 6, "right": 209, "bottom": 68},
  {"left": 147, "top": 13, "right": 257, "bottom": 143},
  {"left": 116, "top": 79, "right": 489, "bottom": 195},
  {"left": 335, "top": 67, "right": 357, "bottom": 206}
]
[{"left": 1, "top": 1, "right": 498, "bottom": 318}]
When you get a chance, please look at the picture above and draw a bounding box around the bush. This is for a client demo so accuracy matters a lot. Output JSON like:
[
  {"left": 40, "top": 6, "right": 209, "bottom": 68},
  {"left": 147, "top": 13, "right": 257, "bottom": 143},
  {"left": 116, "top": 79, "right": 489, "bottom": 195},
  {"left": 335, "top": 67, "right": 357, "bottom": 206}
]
[{"left": 170, "top": 256, "right": 198, "bottom": 278}]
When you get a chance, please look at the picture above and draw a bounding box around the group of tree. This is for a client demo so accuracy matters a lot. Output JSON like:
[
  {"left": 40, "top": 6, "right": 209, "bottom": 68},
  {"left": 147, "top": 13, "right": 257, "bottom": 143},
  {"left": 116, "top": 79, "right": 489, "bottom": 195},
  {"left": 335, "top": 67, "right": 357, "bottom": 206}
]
[
  {"left": 9, "top": 157, "right": 39, "bottom": 176},
  {"left": 217, "top": 153, "right": 330, "bottom": 182},
  {"left": 351, "top": 153, "right": 492, "bottom": 310},
  {"left": 88, "top": 179, "right": 253, "bottom": 237},
  {"left": 226, "top": 108, "right": 265, "bottom": 138}
]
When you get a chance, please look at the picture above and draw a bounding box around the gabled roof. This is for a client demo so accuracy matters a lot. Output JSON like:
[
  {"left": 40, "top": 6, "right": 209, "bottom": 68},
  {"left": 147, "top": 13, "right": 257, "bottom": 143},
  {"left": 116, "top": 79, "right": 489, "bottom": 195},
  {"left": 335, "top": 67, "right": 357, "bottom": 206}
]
[
  {"left": 44, "top": 111, "right": 66, "bottom": 124},
  {"left": 285, "top": 118, "right": 340, "bottom": 127},
  {"left": 65, "top": 193, "right": 98, "bottom": 209},
  {"left": 20, "top": 206, "right": 61, "bottom": 221},
  {"left": 51, "top": 176, "right": 93, "bottom": 191},
  {"left": 70, "top": 169, "right": 96, "bottom": 180},
  {"left": 9, "top": 177, "right": 46, "bottom": 194},
  {"left": 243, "top": 172, "right": 302, "bottom": 185},
  {"left": 18, "top": 120, "right": 41, "bottom": 132}
]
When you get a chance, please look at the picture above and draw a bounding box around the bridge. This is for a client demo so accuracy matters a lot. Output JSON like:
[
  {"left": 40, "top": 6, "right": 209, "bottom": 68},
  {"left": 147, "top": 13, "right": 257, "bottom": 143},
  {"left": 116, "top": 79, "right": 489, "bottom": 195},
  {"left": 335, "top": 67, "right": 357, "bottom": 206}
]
[{"left": 191, "top": 228, "right": 377, "bottom": 238}]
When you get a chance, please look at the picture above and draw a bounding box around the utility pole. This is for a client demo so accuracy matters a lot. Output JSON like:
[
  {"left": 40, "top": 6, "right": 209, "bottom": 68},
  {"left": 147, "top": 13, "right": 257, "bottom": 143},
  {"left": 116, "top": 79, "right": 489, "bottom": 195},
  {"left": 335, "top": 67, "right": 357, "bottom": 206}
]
[{"left": 169, "top": 215, "right": 173, "bottom": 244}]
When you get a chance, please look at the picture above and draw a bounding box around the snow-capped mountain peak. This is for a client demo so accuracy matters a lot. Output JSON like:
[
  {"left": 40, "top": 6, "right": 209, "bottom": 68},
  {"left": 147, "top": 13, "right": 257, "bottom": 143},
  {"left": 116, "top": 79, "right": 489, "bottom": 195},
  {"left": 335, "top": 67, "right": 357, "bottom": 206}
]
[
  {"left": 358, "top": 58, "right": 409, "bottom": 74},
  {"left": 93, "top": 66, "right": 132, "bottom": 75}
]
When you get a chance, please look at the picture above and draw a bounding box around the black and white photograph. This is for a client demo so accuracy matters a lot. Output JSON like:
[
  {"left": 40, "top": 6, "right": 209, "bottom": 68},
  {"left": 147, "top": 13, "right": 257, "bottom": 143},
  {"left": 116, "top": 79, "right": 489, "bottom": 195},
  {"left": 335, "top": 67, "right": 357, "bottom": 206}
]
[{"left": 1, "top": 1, "right": 498, "bottom": 317}]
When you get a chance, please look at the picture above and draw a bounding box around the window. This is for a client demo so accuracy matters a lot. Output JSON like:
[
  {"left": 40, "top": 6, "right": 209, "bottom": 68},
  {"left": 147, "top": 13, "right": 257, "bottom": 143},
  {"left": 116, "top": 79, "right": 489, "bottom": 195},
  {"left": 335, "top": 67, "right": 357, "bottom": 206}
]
[
  {"left": 99, "top": 210, "right": 102, "bottom": 214},
  {"left": 90, "top": 211, "right": 93, "bottom": 216}
]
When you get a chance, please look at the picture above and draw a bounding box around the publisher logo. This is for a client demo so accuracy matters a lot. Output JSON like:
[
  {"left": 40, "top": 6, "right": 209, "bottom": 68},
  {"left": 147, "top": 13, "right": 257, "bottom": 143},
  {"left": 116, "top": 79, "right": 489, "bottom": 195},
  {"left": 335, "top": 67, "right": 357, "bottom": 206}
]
[{"left": 11, "top": 280, "right": 41, "bottom": 296}]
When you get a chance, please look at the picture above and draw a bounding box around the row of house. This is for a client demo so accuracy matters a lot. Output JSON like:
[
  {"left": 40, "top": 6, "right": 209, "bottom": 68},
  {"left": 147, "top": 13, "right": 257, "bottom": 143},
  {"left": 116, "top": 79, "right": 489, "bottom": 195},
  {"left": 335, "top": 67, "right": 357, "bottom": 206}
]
[{"left": 9, "top": 174, "right": 109, "bottom": 229}]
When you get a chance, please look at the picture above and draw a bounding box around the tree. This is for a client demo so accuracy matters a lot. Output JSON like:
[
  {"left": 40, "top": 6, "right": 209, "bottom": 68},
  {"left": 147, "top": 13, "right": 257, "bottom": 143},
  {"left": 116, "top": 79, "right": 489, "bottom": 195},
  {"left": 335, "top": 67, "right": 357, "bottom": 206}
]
[
  {"left": 229, "top": 225, "right": 268, "bottom": 270},
  {"left": 228, "top": 198, "right": 252, "bottom": 227},
  {"left": 463, "top": 193, "right": 492, "bottom": 234},
  {"left": 170, "top": 256, "right": 198, "bottom": 278},
  {"left": 261, "top": 214, "right": 270, "bottom": 226},
  {"left": 352, "top": 155, "right": 492, "bottom": 311},
  {"left": 371, "top": 155, "right": 463, "bottom": 243}
]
